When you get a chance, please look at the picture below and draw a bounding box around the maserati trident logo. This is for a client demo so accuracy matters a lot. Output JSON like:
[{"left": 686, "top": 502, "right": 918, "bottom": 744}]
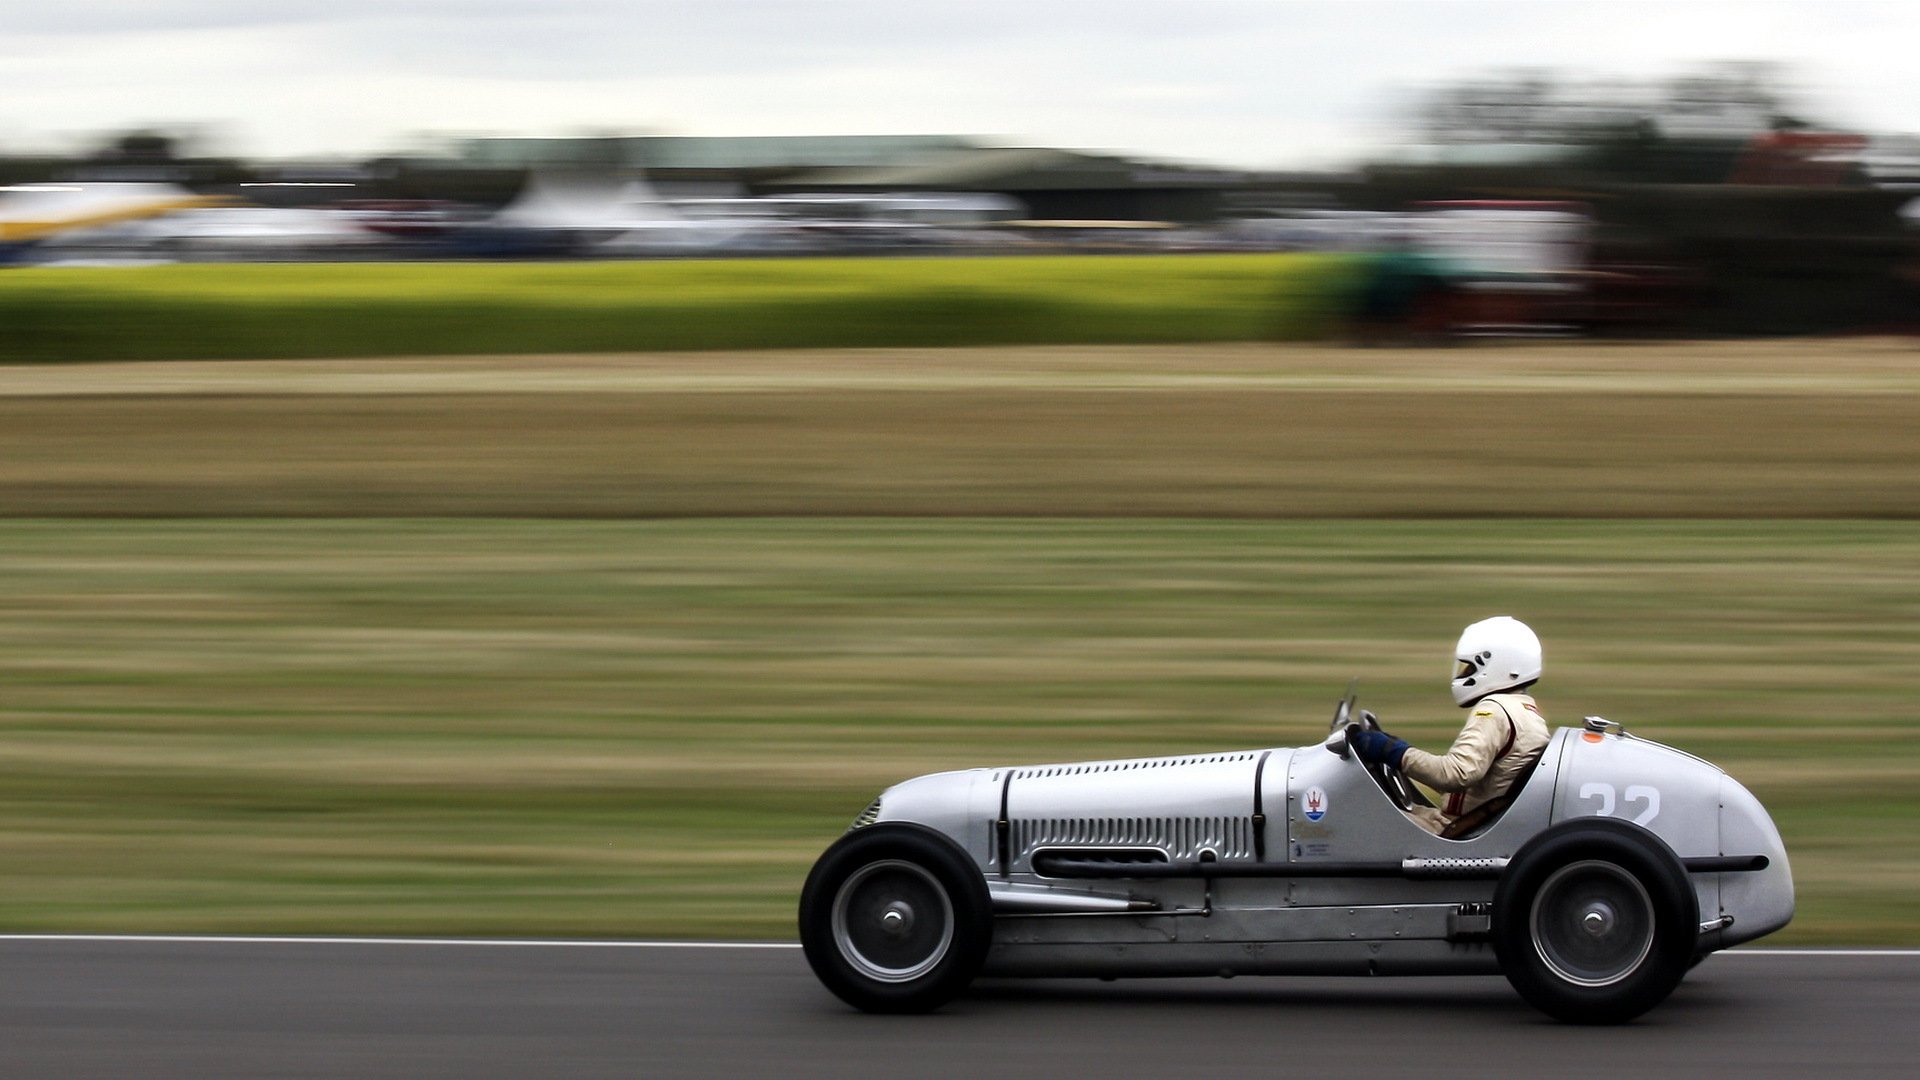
[{"left": 1303, "top": 786, "right": 1328, "bottom": 822}]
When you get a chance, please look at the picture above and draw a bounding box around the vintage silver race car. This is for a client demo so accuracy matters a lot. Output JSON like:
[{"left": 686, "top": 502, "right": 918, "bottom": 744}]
[{"left": 799, "top": 689, "right": 1793, "bottom": 1024}]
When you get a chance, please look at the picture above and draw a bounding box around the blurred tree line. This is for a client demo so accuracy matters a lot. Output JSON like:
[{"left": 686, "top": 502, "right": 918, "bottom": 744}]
[
  {"left": 1356, "top": 63, "right": 1918, "bottom": 335},
  {"left": 1413, "top": 61, "right": 1818, "bottom": 183}
]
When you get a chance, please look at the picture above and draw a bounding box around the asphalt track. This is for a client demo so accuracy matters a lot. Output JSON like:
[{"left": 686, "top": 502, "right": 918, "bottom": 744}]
[{"left": 1, "top": 939, "right": 1914, "bottom": 1079}]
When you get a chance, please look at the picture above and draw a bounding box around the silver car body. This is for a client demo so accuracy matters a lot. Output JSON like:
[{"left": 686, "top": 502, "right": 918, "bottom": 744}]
[{"left": 866, "top": 721, "right": 1793, "bottom": 978}]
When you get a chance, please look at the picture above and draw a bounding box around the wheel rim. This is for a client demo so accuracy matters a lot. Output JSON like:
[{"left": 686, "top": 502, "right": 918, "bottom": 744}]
[
  {"left": 831, "top": 859, "right": 955, "bottom": 984},
  {"left": 1530, "top": 859, "right": 1656, "bottom": 988}
]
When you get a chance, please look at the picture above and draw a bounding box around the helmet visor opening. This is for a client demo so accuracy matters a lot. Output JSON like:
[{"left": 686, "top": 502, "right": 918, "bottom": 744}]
[{"left": 1454, "top": 658, "right": 1479, "bottom": 680}]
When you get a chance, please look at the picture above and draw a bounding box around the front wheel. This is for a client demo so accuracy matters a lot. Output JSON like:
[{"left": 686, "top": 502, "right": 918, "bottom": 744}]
[
  {"left": 1493, "top": 819, "right": 1695, "bottom": 1024},
  {"left": 799, "top": 824, "right": 992, "bottom": 1013}
]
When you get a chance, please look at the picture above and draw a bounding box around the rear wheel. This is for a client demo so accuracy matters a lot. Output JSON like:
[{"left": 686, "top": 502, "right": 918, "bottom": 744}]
[
  {"left": 799, "top": 824, "right": 992, "bottom": 1013},
  {"left": 1493, "top": 819, "right": 1694, "bottom": 1024}
]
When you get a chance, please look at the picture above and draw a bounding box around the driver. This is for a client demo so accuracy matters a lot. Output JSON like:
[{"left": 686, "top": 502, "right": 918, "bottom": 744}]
[{"left": 1351, "top": 616, "right": 1552, "bottom": 835}]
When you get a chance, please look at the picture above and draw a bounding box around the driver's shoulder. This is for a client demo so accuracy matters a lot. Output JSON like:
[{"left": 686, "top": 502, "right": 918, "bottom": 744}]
[{"left": 1481, "top": 693, "right": 1550, "bottom": 734}]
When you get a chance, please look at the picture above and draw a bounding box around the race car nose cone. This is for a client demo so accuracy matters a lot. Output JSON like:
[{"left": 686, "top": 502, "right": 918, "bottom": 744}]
[
  {"left": 1582, "top": 903, "right": 1616, "bottom": 937},
  {"left": 880, "top": 901, "right": 915, "bottom": 936}
]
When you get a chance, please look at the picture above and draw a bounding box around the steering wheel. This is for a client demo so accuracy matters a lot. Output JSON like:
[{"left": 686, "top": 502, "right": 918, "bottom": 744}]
[{"left": 1343, "top": 702, "right": 1431, "bottom": 810}]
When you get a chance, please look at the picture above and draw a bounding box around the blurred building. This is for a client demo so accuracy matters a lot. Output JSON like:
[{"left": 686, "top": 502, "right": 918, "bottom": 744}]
[
  {"left": 458, "top": 134, "right": 975, "bottom": 191},
  {"left": 765, "top": 147, "right": 1258, "bottom": 223},
  {"left": 455, "top": 136, "right": 1265, "bottom": 222}
]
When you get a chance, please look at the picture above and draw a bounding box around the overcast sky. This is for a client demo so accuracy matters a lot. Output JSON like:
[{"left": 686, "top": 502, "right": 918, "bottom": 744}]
[{"left": 2, "top": 1, "right": 1915, "bottom": 167}]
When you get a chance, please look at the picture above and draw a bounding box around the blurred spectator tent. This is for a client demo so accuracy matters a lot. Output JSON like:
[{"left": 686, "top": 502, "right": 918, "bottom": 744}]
[{"left": 478, "top": 168, "right": 807, "bottom": 255}]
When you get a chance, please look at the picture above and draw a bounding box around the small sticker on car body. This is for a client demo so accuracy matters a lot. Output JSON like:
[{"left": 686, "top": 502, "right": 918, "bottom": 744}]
[{"left": 1303, "top": 786, "right": 1328, "bottom": 822}]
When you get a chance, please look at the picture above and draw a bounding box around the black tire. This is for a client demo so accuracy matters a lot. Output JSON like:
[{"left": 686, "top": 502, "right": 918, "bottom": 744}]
[
  {"left": 798, "top": 823, "right": 993, "bottom": 1014},
  {"left": 1493, "top": 818, "right": 1695, "bottom": 1024}
]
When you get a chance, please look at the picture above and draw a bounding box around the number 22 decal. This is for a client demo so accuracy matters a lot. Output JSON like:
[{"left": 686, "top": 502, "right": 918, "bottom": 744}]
[{"left": 1578, "top": 782, "right": 1661, "bottom": 825}]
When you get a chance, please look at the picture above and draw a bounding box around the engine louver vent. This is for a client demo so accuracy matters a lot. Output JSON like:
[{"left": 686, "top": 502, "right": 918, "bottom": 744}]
[
  {"left": 849, "top": 797, "right": 883, "bottom": 830},
  {"left": 1013, "top": 815, "right": 1254, "bottom": 862}
]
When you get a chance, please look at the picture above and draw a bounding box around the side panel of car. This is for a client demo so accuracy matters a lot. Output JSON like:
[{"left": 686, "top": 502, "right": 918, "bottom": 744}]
[
  {"left": 1284, "top": 742, "right": 1415, "bottom": 865},
  {"left": 1283, "top": 730, "right": 1566, "bottom": 864},
  {"left": 1549, "top": 732, "right": 1724, "bottom": 923},
  {"left": 1714, "top": 773, "right": 1794, "bottom": 945}
]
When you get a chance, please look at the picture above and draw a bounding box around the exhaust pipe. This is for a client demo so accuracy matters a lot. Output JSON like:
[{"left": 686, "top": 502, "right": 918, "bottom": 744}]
[{"left": 988, "top": 880, "right": 1157, "bottom": 914}]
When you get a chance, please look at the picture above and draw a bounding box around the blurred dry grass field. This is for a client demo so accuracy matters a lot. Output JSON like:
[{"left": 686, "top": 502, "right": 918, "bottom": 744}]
[
  {"left": 0, "top": 519, "right": 1915, "bottom": 941},
  {"left": 0, "top": 337, "right": 1916, "bottom": 941},
  {"left": 0, "top": 338, "right": 1917, "bottom": 518}
]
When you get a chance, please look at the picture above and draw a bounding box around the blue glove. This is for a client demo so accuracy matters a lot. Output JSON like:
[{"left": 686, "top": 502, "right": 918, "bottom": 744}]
[{"left": 1351, "top": 727, "right": 1409, "bottom": 769}]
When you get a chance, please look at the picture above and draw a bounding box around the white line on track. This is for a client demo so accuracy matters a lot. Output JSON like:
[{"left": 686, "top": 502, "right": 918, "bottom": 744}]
[
  {"left": 1720, "top": 948, "right": 1920, "bottom": 957},
  {"left": 0, "top": 934, "right": 1913, "bottom": 956},
  {"left": 0, "top": 934, "right": 801, "bottom": 949}
]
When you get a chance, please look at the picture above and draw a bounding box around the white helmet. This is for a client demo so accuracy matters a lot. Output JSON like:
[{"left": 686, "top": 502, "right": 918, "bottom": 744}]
[{"left": 1451, "top": 616, "right": 1542, "bottom": 706}]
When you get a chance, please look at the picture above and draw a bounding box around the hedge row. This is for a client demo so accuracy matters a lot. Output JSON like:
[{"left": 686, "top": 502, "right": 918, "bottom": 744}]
[{"left": 0, "top": 254, "right": 1362, "bottom": 362}]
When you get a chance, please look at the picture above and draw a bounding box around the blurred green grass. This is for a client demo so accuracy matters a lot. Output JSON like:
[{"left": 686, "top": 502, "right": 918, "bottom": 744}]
[
  {"left": 0, "top": 255, "right": 1358, "bottom": 362},
  {"left": 0, "top": 518, "right": 1913, "bottom": 941}
]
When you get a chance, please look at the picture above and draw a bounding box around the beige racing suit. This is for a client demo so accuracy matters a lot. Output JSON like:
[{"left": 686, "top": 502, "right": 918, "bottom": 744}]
[{"left": 1400, "top": 692, "right": 1551, "bottom": 835}]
